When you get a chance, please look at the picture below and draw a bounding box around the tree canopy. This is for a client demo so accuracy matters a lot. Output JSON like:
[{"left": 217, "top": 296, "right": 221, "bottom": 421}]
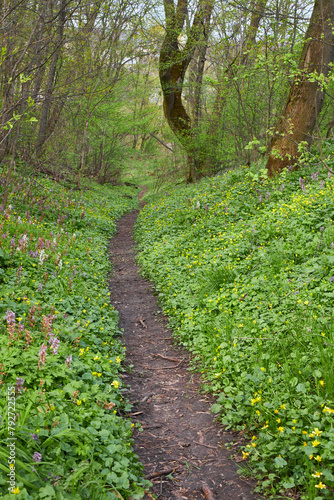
[{"left": 1, "top": 0, "right": 333, "bottom": 192}]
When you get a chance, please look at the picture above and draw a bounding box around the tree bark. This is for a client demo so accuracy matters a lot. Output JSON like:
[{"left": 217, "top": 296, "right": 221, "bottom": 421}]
[
  {"left": 35, "top": 0, "right": 66, "bottom": 152},
  {"left": 266, "top": 0, "right": 334, "bottom": 176},
  {"left": 241, "top": 0, "right": 267, "bottom": 65},
  {"left": 159, "top": 0, "right": 214, "bottom": 182}
]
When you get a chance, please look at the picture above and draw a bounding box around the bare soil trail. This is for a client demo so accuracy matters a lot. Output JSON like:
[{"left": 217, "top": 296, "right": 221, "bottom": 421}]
[{"left": 108, "top": 188, "right": 261, "bottom": 500}]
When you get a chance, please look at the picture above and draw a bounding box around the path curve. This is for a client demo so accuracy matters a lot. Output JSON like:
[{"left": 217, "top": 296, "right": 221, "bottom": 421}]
[{"left": 109, "top": 192, "right": 261, "bottom": 500}]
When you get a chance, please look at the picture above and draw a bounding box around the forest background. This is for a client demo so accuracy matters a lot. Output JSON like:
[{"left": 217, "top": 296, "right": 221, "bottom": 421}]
[{"left": 1, "top": 0, "right": 334, "bottom": 194}]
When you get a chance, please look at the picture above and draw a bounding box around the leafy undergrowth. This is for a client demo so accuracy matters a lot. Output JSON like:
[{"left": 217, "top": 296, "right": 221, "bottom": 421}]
[
  {"left": 136, "top": 153, "right": 334, "bottom": 499},
  {"left": 0, "top": 173, "right": 150, "bottom": 499}
]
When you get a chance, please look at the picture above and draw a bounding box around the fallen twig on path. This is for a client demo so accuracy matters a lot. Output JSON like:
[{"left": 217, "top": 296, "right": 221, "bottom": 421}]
[
  {"left": 148, "top": 358, "right": 185, "bottom": 369},
  {"left": 141, "top": 393, "right": 153, "bottom": 403},
  {"left": 142, "top": 424, "right": 162, "bottom": 430},
  {"left": 202, "top": 484, "right": 215, "bottom": 500},
  {"left": 155, "top": 353, "right": 181, "bottom": 363},
  {"left": 193, "top": 441, "right": 218, "bottom": 450},
  {"left": 146, "top": 467, "right": 178, "bottom": 479},
  {"left": 138, "top": 317, "right": 147, "bottom": 328},
  {"left": 143, "top": 490, "right": 155, "bottom": 500}
]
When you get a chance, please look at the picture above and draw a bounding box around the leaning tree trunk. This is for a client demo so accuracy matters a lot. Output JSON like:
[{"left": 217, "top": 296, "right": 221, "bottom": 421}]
[
  {"left": 159, "top": 0, "right": 214, "bottom": 183},
  {"left": 266, "top": 0, "right": 334, "bottom": 176}
]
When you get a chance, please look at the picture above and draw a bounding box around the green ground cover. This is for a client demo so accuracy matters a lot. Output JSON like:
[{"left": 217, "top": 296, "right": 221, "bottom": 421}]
[
  {"left": 136, "top": 157, "right": 334, "bottom": 498},
  {"left": 0, "top": 173, "right": 150, "bottom": 499}
]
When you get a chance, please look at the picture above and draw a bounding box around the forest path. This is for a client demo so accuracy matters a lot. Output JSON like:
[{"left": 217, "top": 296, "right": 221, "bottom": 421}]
[{"left": 108, "top": 189, "right": 261, "bottom": 500}]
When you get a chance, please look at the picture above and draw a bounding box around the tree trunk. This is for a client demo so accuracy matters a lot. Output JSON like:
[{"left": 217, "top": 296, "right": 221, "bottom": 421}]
[
  {"left": 159, "top": 0, "right": 214, "bottom": 183},
  {"left": 77, "top": 116, "right": 90, "bottom": 189},
  {"left": 241, "top": 0, "right": 267, "bottom": 65},
  {"left": 202, "top": 0, "right": 267, "bottom": 174},
  {"left": 266, "top": 0, "right": 334, "bottom": 176},
  {"left": 35, "top": 0, "right": 66, "bottom": 153}
]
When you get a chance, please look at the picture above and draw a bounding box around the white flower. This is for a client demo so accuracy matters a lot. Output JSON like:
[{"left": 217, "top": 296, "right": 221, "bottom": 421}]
[{"left": 39, "top": 249, "right": 47, "bottom": 265}]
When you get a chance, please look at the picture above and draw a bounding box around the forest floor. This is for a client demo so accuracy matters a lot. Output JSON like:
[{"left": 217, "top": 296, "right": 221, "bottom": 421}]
[{"left": 108, "top": 188, "right": 262, "bottom": 500}]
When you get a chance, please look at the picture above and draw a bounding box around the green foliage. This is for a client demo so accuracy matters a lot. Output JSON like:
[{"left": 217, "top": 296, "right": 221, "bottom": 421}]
[
  {"left": 0, "top": 172, "right": 150, "bottom": 498},
  {"left": 135, "top": 150, "right": 334, "bottom": 498}
]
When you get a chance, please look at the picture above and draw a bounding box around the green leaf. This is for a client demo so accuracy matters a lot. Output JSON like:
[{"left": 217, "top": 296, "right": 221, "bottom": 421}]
[
  {"left": 282, "top": 478, "right": 295, "bottom": 488},
  {"left": 323, "top": 469, "right": 334, "bottom": 486},
  {"left": 38, "top": 484, "right": 56, "bottom": 498},
  {"left": 296, "top": 383, "right": 306, "bottom": 393},
  {"left": 211, "top": 404, "right": 221, "bottom": 413},
  {"left": 274, "top": 456, "right": 287, "bottom": 468}
]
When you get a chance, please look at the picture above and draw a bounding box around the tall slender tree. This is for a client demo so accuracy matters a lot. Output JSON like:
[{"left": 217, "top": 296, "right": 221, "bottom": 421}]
[{"left": 159, "top": 0, "right": 214, "bottom": 182}]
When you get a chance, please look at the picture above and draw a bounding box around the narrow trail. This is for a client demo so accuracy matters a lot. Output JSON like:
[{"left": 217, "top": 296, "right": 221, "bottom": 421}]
[{"left": 108, "top": 190, "right": 261, "bottom": 500}]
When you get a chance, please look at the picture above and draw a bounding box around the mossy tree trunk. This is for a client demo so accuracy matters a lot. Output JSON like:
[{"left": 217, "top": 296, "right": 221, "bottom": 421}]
[{"left": 159, "top": 0, "right": 213, "bottom": 183}]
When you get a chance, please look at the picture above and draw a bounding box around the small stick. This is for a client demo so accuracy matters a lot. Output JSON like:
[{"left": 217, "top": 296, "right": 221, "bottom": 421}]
[
  {"left": 193, "top": 441, "right": 218, "bottom": 450},
  {"left": 202, "top": 484, "right": 215, "bottom": 500},
  {"left": 146, "top": 467, "right": 177, "bottom": 479},
  {"left": 148, "top": 358, "right": 185, "bottom": 370},
  {"left": 143, "top": 490, "right": 155, "bottom": 500},
  {"left": 141, "top": 393, "right": 153, "bottom": 403},
  {"left": 138, "top": 317, "right": 147, "bottom": 328},
  {"left": 127, "top": 411, "right": 143, "bottom": 416},
  {"left": 142, "top": 424, "right": 162, "bottom": 429},
  {"left": 155, "top": 353, "right": 181, "bottom": 362}
]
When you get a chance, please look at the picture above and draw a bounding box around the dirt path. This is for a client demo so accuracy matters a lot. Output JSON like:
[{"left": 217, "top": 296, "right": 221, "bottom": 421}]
[{"left": 108, "top": 194, "right": 261, "bottom": 500}]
